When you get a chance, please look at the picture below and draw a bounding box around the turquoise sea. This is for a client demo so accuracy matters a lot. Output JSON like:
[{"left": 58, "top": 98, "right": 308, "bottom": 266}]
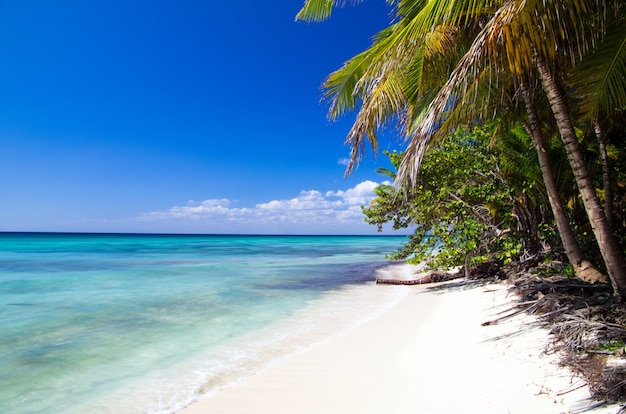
[{"left": 0, "top": 233, "right": 409, "bottom": 413}]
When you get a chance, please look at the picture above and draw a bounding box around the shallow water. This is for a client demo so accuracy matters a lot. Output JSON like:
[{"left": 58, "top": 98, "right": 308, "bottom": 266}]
[{"left": 0, "top": 233, "right": 409, "bottom": 413}]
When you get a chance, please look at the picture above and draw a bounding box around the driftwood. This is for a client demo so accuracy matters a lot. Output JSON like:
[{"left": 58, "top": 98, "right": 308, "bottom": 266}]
[
  {"left": 376, "top": 270, "right": 462, "bottom": 285},
  {"left": 376, "top": 278, "right": 428, "bottom": 285}
]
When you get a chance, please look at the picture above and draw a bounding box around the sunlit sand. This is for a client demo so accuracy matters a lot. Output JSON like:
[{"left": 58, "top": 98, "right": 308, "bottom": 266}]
[{"left": 179, "top": 279, "right": 618, "bottom": 413}]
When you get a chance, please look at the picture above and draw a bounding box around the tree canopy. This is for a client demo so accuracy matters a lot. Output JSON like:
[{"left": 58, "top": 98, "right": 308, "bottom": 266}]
[{"left": 298, "top": 0, "right": 626, "bottom": 296}]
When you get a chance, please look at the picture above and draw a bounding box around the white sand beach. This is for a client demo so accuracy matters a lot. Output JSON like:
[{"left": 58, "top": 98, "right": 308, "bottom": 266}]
[{"left": 179, "top": 280, "right": 620, "bottom": 414}]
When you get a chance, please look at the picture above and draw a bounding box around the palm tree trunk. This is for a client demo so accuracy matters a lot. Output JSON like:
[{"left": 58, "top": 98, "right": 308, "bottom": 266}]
[
  {"left": 535, "top": 55, "right": 626, "bottom": 297},
  {"left": 520, "top": 78, "right": 607, "bottom": 284},
  {"left": 594, "top": 120, "right": 615, "bottom": 230}
]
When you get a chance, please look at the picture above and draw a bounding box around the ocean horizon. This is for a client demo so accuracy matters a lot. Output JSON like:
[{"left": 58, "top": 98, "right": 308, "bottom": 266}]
[{"left": 0, "top": 232, "right": 410, "bottom": 413}]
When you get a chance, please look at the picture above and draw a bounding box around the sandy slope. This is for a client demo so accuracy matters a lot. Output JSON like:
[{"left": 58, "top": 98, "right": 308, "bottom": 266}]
[{"left": 179, "top": 280, "right": 620, "bottom": 414}]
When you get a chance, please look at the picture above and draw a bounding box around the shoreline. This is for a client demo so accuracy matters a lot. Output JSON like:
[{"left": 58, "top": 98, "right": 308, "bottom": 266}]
[{"left": 178, "top": 279, "right": 619, "bottom": 414}]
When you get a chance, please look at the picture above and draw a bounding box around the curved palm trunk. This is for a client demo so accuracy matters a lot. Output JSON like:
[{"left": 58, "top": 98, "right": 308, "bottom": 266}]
[
  {"left": 535, "top": 55, "right": 626, "bottom": 297},
  {"left": 520, "top": 79, "right": 607, "bottom": 283}
]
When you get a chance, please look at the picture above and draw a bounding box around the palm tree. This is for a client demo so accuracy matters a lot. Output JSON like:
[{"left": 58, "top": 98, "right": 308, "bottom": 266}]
[
  {"left": 569, "top": 8, "right": 626, "bottom": 230},
  {"left": 303, "top": 1, "right": 602, "bottom": 280},
  {"left": 519, "top": 76, "right": 607, "bottom": 283},
  {"left": 297, "top": 0, "right": 626, "bottom": 295},
  {"left": 534, "top": 53, "right": 625, "bottom": 293},
  {"left": 299, "top": 1, "right": 464, "bottom": 176}
]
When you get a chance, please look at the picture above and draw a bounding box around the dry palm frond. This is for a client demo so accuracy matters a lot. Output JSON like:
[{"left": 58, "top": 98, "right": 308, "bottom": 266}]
[{"left": 397, "top": 1, "right": 526, "bottom": 189}]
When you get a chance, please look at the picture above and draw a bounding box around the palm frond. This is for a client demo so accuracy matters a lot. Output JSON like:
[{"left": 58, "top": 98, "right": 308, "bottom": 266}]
[
  {"left": 324, "top": 50, "right": 375, "bottom": 120},
  {"left": 324, "top": 17, "right": 438, "bottom": 175},
  {"left": 403, "top": 43, "right": 426, "bottom": 104},
  {"left": 334, "top": 12, "right": 469, "bottom": 175},
  {"left": 296, "top": 0, "right": 365, "bottom": 23},
  {"left": 375, "top": 166, "right": 398, "bottom": 179},
  {"left": 322, "top": 24, "right": 398, "bottom": 119},
  {"left": 344, "top": 70, "right": 407, "bottom": 175},
  {"left": 400, "top": 0, "right": 497, "bottom": 41},
  {"left": 570, "top": 21, "right": 626, "bottom": 119},
  {"left": 497, "top": 126, "right": 547, "bottom": 198},
  {"left": 396, "top": 1, "right": 523, "bottom": 188}
]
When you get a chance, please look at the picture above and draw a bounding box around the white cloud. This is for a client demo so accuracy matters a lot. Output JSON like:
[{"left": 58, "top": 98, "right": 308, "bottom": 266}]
[
  {"left": 325, "top": 180, "right": 383, "bottom": 205},
  {"left": 337, "top": 158, "right": 350, "bottom": 166},
  {"left": 138, "top": 180, "right": 391, "bottom": 234},
  {"left": 257, "top": 190, "right": 338, "bottom": 211}
]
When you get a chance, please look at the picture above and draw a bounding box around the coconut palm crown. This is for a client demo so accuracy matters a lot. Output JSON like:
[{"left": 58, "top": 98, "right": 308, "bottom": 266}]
[{"left": 297, "top": 0, "right": 626, "bottom": 296}]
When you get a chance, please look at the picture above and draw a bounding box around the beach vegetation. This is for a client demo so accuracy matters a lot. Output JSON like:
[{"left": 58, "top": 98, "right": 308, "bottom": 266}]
[
  {"left": 362, "top": 124, "right": 519, "bottom": 275},
  {"left": 296, "top": 0, "right": 626, "bottom": 297},
  {"left": 299, "top": 1, "right": 626, "bottom": 400},
  {"left": 596, "top": 339, "right": 625, "bottom": 353}
]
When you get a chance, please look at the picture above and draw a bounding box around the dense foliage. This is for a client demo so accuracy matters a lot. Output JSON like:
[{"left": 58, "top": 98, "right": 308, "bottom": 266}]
[
  {"left": 298, "top": 0, "right": 626, "bottom": 295},
  {"left": 298, "top": 1, "right": 626, "bottom": 398},
  {"left": 363, "top": 117, "right": 626, "bottom": 274},
  {"left": 363, "top": 125, "right": 520, "bottom": 272}
]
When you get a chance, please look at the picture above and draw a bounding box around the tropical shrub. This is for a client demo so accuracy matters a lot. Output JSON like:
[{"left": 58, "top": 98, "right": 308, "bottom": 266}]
[{"left": 363, "top": 125, "right": 520, "bottom": 272}]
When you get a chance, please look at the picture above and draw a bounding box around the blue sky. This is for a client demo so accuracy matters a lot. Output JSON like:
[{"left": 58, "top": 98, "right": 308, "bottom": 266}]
[{"left": 0, "top": 1, "right": 407, "bottom": 234}]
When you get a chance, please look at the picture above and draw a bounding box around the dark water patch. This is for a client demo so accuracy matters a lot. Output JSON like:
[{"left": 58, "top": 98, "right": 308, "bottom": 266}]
[{"left": 254, "top": 262, "right": 385, "bottom": 292}]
